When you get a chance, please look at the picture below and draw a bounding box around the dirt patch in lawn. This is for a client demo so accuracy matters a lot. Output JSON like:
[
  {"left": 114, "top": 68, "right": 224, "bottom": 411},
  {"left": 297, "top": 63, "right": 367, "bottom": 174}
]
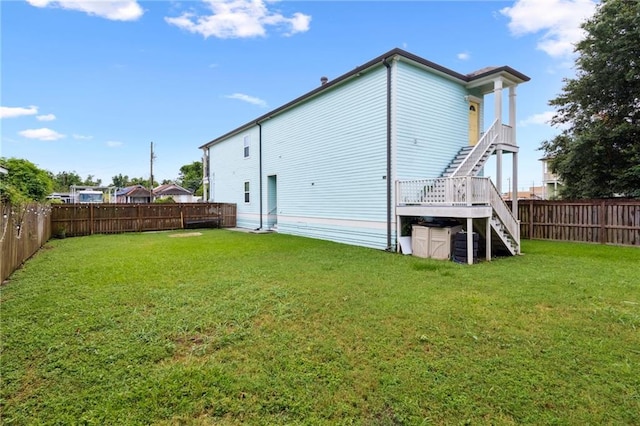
[{"left": 169, "top": 232, "right": 202, "bottom": 238}]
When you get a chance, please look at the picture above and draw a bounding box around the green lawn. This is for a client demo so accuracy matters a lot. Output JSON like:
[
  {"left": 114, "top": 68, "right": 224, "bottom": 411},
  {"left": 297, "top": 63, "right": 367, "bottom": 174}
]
[{"left": 1, "top": 230, "right": 638, "bottom": 425}]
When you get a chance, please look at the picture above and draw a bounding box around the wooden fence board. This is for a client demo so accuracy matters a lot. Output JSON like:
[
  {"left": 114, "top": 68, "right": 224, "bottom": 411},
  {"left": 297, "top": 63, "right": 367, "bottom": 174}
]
[
  {"left": 51, "top": 203, "right": 236, "bottom": 237},
  {"left": 516, "top": 199, "right": 640, "bottom": 246},
  {"left": 1, "top": 203, "right": 52, "bottom": 282}
]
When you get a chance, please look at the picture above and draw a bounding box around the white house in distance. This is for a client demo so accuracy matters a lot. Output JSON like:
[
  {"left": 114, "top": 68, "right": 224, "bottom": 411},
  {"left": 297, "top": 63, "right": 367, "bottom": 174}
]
[
  {"left": 540, "top": 156, "right": 562, "bottom": 199},
  {"left": 200, "top": 48, "right": 530, "bottom": 263},
  {"left": 154, "top": 183, "right": 196, "bottom": 203}
]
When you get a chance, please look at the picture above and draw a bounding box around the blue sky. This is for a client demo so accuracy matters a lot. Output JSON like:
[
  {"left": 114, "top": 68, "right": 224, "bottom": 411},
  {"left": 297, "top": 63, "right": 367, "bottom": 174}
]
[{"left": 1, "top": 0, "right": 598, "bottom": 190}]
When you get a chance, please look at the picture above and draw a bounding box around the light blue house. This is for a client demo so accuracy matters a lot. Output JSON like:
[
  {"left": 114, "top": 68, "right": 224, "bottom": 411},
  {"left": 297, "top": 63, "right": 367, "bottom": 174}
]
[{"left": 200, "top": 48, "right": 530, "bottom": 262}]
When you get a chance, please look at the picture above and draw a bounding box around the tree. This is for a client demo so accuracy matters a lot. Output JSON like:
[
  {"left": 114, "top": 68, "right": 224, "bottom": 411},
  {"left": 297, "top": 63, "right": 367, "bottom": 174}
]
[
  {"left": 111, "top": 174, "right": 130, "bottom": 188},
  {"left": 51, "top": 171, "right": 83, "bottom": 192},
  {"left": 540, "top": 0, "right": 640, "bottom": 198},
  {"left": 177, "top": 161, "right": 203, "bottom": 194},
  {"left": 83, "top": 175, "right": 102, "bottom": 187},
  {"left": 0, "top": 157, "right": 54, "bottom": 202}
]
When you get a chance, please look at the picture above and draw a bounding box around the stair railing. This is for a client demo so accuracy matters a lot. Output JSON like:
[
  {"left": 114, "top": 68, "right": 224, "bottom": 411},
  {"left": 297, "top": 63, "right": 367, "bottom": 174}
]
[
  {"left": 488, "top": 179, "right": 520, "bottom": 249},
  {"left": 451, "top": 118, "right": 500, "bottom": 177}
]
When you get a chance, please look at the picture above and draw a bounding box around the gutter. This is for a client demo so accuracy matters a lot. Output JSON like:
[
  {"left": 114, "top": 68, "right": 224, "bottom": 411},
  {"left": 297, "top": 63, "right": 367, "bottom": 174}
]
[
  {"left": 257, "top": 121, "right": 263, "bottom": 230},
  {"left": 383, "top": 57, "right": 392, "bottom": 251}
]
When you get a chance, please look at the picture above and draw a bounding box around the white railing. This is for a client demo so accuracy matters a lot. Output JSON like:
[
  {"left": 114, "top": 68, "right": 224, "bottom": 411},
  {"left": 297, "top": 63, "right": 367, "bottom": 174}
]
[
  {"left": 500, "top": 124, "right": 515, "bottom": 146},
  {"left": 397, "top": 176, "right": 520, "bottom": 253},
  {"left": 451, "top": 119, "right": 500, "bottom": 177},
  {"left": 488, "top": 179, "right": 520, "bottom": 244},
  {"left": 397, "top": 177, "right": 491, "bottom": 206}
]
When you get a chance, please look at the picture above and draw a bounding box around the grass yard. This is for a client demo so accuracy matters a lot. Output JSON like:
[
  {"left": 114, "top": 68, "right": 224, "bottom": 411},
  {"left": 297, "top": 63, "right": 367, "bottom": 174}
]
[{"left": 1, "top": 230, "right": 639, "bottom": 425}]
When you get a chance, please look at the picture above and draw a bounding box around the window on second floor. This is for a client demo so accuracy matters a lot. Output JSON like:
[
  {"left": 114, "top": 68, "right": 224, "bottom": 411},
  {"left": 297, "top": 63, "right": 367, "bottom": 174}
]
[{"left": 243, "top": 135, "right": 250, "bottom": 158}]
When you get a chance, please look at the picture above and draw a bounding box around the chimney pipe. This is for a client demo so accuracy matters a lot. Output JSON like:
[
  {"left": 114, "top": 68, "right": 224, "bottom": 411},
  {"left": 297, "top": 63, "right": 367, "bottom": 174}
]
[{"left": 320, "top": 76, "right": 328, "bottom": 85}]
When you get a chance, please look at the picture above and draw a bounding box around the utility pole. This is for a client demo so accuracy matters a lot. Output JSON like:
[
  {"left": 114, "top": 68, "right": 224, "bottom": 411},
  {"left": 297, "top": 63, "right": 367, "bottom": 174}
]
[{"left": 150, "top": 142, "right": 156, "bottom": 195}]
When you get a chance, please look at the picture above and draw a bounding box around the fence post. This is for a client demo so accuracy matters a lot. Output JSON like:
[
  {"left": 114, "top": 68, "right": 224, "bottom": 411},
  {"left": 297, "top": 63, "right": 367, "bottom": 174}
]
[
  {"left": 599, "top": 199, "right": 606, "bottom": 244},
  {"left": 90, "top": 203, "right": 94, "bottom": 235},
  {"left": 529, "top": 200, "right": 534, "bottom": 239}
]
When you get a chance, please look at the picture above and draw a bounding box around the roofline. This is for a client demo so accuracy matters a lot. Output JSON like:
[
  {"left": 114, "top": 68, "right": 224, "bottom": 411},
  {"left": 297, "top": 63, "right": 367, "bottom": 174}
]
[{"left": 199, "top": 48, "right": 530, "bottom": 149}]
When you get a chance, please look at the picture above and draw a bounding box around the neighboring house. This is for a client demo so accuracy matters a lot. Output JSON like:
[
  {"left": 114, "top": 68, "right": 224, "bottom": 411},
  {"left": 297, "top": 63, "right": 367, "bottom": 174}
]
[
  {"left": 503, "top": 186, "right": 544, "bottom": 200},
  {"left": 69, "top": 185, "right": 117, "bottom": 204},
  {"left": 153, "top": 183, "right": 196, "bottom": 203},
  {"left": 540, "top": 156, "right": 562, "bottom": 199},
  {"left": 116, "top": 185, "right": 153, "bottom": 203},
  {"left": 200, "top": 48, "right": 530, "bottom": 262},
  {"left": 0, "top": 166, "right": 7, "bottom": 175}
]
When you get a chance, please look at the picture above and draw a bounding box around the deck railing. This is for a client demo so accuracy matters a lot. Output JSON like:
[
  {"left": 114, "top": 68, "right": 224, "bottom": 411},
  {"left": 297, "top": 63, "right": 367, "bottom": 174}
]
[
  {"left": 397, "top": 176, "right": 520, "bottom": 253},
  {"left": 397, "top": 176, "right": 492, "bottom": 206},
  {"left": 500, "top": 124, "right": 515, "bottom": 146}
]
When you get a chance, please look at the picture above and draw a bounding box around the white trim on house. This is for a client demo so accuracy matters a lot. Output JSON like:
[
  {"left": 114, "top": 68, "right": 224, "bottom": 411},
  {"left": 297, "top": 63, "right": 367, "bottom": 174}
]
[{"left": 278, "top": 214, "right": 389, "bottom": 230}]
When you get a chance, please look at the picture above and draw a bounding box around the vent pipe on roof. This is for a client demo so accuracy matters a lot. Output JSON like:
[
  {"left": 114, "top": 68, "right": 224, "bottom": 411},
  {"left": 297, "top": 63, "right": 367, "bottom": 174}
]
[{"left": 320, "top": 76, "right": 328, "bottom": 85}]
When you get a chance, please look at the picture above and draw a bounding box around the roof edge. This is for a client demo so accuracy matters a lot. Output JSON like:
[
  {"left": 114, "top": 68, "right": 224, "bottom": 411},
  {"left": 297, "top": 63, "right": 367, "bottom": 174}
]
[{"left": 199, "top": 48, "right": 530, "bottom": 149}]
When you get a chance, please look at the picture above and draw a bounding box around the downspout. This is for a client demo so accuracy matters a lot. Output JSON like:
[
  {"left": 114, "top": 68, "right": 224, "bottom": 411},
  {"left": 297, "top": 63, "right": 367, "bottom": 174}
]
[
  {"left": 257, "top": 122, "right": 263, "bottom": 230},
  {"left": 383, "top": 57, "right": 392, "bottom": 251}
]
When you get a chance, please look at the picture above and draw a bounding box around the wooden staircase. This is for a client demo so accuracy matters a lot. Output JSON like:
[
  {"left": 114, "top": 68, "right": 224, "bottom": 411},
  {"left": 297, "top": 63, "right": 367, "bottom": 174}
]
[{"left": 441, "top": 119, "right": 520, "bottom": 256}]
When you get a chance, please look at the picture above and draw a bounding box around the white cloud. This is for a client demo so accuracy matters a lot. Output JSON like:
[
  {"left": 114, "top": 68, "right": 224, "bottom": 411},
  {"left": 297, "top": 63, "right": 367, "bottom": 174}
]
[
  {"left": 1, "top": 105, "right": 38, "bottom": 119},
  {"left": 519, "top": 111, "right": 569, "bottom": 129},
  {"left": 36, "top": 113, "right": 56, "bottom": 121},
  {"left": 165, "top": 0, "right": 311, "bottom": 39},
  {"left": 225, "top": 93, "right": 267, "bottom": 107},
  {"left": 106, "top": 141, "right": 123, "bottom": 147},
  {"left": 520, "top": 111, "right": 554, "bottom": 126},
  {"left": 25, "top": 0, "right": 143, "bottom": 21},
  {"left": 457, "top": 52, "right": 470, "bottom": 61},
  {"left": 501, "top": 0, "right": 597, "bottom": 58},
  {"left": 73, "top": 134, "right": 93, "bottom": 140},
  {"left": 18, "top": 128, "right": 66, "bottom": 141}
]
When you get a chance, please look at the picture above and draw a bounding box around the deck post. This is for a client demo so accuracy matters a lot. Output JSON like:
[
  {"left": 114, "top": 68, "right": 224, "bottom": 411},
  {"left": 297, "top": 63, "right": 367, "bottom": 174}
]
[
  {"left": 512, "top": 151, "right": 518, "bottom": 220},
  {"left": 509, "top": 86, "right": 517, "bottom": 144},
  {"left": 486, "top": 217, "right": 491, "bottom": 261},
  {"left": 496, "top": 149, "right": 503, "bottom": 194},
  {"left": 467, "top": 217, "right": 473, "bottom": 265}
]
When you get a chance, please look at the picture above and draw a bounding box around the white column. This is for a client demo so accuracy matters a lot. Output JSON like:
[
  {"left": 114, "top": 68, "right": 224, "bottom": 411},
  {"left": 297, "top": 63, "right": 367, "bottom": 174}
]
[
  {"left": 494, "top": 78, "right": 503, "bottom": 126},
  {"left": 496, "top": 149, "right": 503, "bottom": 194},
  {"left": 486, "top": 217, "right": 492, "bottom": 261},
  {"left": 467, "top": 218, "right": 473, "bottom": 265},
  {"left": 509, "top": 86, "right": 517, "bottom": 144},
  {"left": 512, "top": 151, "right": 518, "bottom": 219}
]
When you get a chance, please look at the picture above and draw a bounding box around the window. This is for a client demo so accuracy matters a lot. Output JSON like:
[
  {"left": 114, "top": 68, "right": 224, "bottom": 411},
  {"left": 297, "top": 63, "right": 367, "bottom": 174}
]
[
  {"left": 244, "top": 181, "right": 250, "bottom": 203},
  {"left": 243, "top": 135, "right": 250, "bottom": 158}
]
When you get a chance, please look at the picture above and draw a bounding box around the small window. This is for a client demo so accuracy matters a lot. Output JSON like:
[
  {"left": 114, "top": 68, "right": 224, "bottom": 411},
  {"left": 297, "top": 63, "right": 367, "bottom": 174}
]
[
  {"left": 244, "top": 181, "right": 250, "bottom": 203},
  {"left": 243, "top": 135, "right": 250, "bottom": 158}
]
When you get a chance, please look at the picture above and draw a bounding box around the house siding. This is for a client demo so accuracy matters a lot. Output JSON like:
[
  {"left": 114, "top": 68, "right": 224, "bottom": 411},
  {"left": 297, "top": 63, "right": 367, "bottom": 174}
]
[
  {"left": 261, "top": 66, "right": 390, "bottom": 249},
  {"left": 209, "top": 127, "right": 261, "bottom": 229},
  {"left": 395, "top": 60, "right": 469, "bottom": 180}
]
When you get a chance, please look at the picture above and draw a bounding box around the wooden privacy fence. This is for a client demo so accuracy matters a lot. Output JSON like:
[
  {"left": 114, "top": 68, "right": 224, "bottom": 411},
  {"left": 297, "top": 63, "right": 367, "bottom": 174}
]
[
  {"left": 517, "top": 199, "right": 640, "bottom": 245},
  {"left": 51, "top": 203, "right": 236, "bottom": 237},
  {"left": 1, "top": 203, "right": 52, "bottom": 282}
]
